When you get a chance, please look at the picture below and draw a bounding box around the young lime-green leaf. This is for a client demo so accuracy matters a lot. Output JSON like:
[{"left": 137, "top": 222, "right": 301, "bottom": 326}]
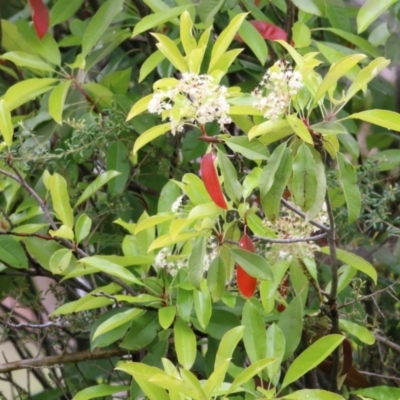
[
  {"left": 152, "top": 33, "right": 189, "bottom": 72},
  {"left": 231, "top": 249, "right": 273, "bottom": 281},
  {"left": 209, "top": 49, "right": 243, "bottom": 74},
  {"left": 174, "top": 317, "right": 197, "bottom": 370},
  {"left": 81, "top": 0, "right": 124, "bottom": 57},
  {"left": 66, "top": 54, "right": 86, "bottom": 70},
  {"left": 158, "top": 306, "right": 176, "bottom": 329},
  {"left": 217, "top": 150, "right": 242, "bottom": 205},
  {"left": 0, "top": 51, "right": 55, "bottom": 72},
  {"left": 215, "top": 326, "right": 244, "bottom": 369},
  {"left": 242, "top": 167, "right": 262, "bottom": 200},
  {"left": 209, "top": 13, "right": 247, "bottom": 72},
  {"left": 248, "top": 119, "right": 292, "bottom": 141},
  {"left": 320, "top": 247, "right": 377, "bottom": 284},
  {"left": 281, "top": 334, "right": 345, "bottom": 389},
  {"left": 292, "top": 21, "right": 311, "bottom": 48},
  {"left": 188, "top": 235, "right": 207, "bottom": 289},
  {"left": 275, "top": 40, "right": 305, "bottom": 67},
  {"left": 139, "top": 50, "right": 165, "bottom": 82},
  {"left": 75, "top": 170, "right": 121, "bottom": 208},
  {"left": 237, "top": 18, "right": 268, "bottom": 65},
  {"left": 337, "top": 152, "right": 361, "bottom": 224},
  {"left": 49, "top": 173, "right": 74, "bottom": 228},
  {"left": 148, "top": 230, "right": 203, "bottom": 252},
  {"left": 203, "top": 359, "right": 230, "bottom": 399},
  {"left": 75, "top": 214, "right": 92, "bottom": 244},
  {"left": 339, "top": 319, "right": 375, "bottom": 345},
  {"left": 286, "top": 114, "right": 313, "bottom": 144},
  {"left": 347, "top": 58, "right": 390, "bottom": 101},
  {"left": 135, "top": 213, "right": 176, "bottom": 235},
  {"left": 93, "top": 308, "right": 144, "bottom": 339},
  {"left": 292, "top": 143, "right": 317, "bottom": 212},
  {"left": 0, "top": 236, "right": 28, "bottom": 269},
  {"left": 225, "top": 136, "right": 269, "bottom": 161},
  {"left": 73, "top": 384, "right": 129, "bottom": 400},
  {"left": 133, "top": 123, "right": 171, "bottom": 156},
  {"left": 148, "top": 374, "right": 196, "bottom": 398},
  {"left": 180, "top": 11, "right": 197, "bottom": 56},
  {"left": 49, "top": 80, "right": 72, "bottom": 124},
  {"left": 79, "top": 256, "right": 144, "bottom": 285},
  {"left": 357, "top": 0, "right": 396, "bottom": 34},
  {"left": 313, "top": 54, "right": 366, "bottom": 105},
  {"left": 132, "top": 5, "right": 192, "bottom": 38},
  {"left": 346, "top": 109, "right": 400, "bottom": 132},
  {"left": 0, "top": 99, "right": 13, "bottom": 147},
  {"left": 49, "top": 249, "right": 72, "bottom": 275},
  {"left": 188, "top": 45, "right": 206, "bottom": 74},
  {"left": 194, "top": 281, "right": 212, "bottom": 330},
  {"left": 207, "top": 255, "right": 227, "bottom": 302},
  {"left": 281, "top": 389, "right": 345, "bottom": 400},
  {"left": 4, "top": 78, "right": 58, "bottom": 111},
  {"left": 50, "top": 0, "right": 85, "bottom": 26},
  {"left": 126, "top": 94, "right": 153, "bottom": 121}
]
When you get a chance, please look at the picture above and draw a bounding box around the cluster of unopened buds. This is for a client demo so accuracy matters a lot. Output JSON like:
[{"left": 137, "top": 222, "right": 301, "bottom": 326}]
[
  {"left": 148, "top": 73, "right": 232, "bottom": 134},
  {"left": 252, "top": 60, "right": 303, "bottom": 120}
]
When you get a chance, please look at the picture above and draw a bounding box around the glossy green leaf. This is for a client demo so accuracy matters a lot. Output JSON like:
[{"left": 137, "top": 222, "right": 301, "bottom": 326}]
[
  {"left": 75, "top": 170, "right": 121, "bottom": 208},
  {"left": 49, "top": 249, "right": 72, "bottom": 275},
  {"left": 132, "top": 5, "right": 192, "bottom": 37},
  {"left": 286, "top": 114, "right": 313, "bottom": 144},
  {"left": 0, "top": 99, "right": 13, "bottom": 146},
  {"left": 266, "top": 323, "right": 285, "bottom": 379},
  {"left": 75, "top": 214, "right": 92, "bottom": 244},
  {"left": 292, "top": 21, "right": 311, "bottom": 48},
  {"left": 351, "top": 386, "right": 400, "bottom": 400},
  {"left": 174, "top": 317, "right": 197, "bottom": 370},
  {"left": 326, "top": 0, "right": 350, "bottom": 32},
  {"left": 106, "top": 141, "right": 130, "bottom": 196},
  {"left": 50, "top": 0, "right": 85, "bottom": 26},
  {"left": 209, "top": 13, "right": 247, "bottom": 72},
  {"left": 82, "top": 0, "right": 124, "bottom": 57},
  {"left": 357, "top": 0, "right": 396, "bottom": 33},
  {"left": 237, "top": 18, "right": 268, "bottom": 65},
  {"left": 347, "top": 109, "right": 400, "bottom": 132},
  {"left": 203, "top": 358, "right": 230, "bottom": 399},
  {"left": 231, "top": 248, "right": 273, "bottom": 281},
  {"left": 282, "top": 334, "right": 345, "bottom": 389},
  {"left": 198, "top": 0, "right": 224, "bottom": 23},
  {"left": 337, "top": 152, "right": 361, "bottom": 224},
  {"left": 0, "top": 51, "right": 54, "bottom": 72},
  {"left": 217, "top": 150, "right": 242, "bottom": 205},
  {"left": 4, "top": 78, "right": 58, "bottom": 111},
  {"left": 158, "top": 306, "right": 176, "bottom": 329},
  {"left": 215, "top": 325, "right": 244, "bottom": 369},
  {"left": 292, "top": 0, "right": 324, "bottom": 16},
  {"left": 49, "top": 225, "right": 74, "bottom": 240},
  {"left": 248, "top": 119, "right": 292, "bottom": 141},
  {"left": 148, "top": 230, "right": 203, "bottom": 252},
  {"left": 73, "top": 384, "right": 129, "bottom": 400},
  {"left": 188, "top": 235, "right": 207, "bottom": 289},
  {"left": 152, "top": 33, "right": 189, "bottom": 72},
  {"left": 49, "top": 173, "right": 74, "bottom": 228},
  {"left": 209, "top": 48, "right": 243, "bottom": 75},
  {"left": 139, "top": 50, "right": 165, "bottom": 82},
  {"left": 180, "top": 11, "right": 197, "bottom": 56},
  {"left": 194, "top": 281, "right": 212, "bottom": 330},
  {"left": 133, "top": 123, "right": 171, "bottom": 156},
  {"left": 0, "top": 236, "right": 28, "bottom": 269},
  {"left": 292, "top": 143, "right": 317, "bottom": 212},
  {"left": 126, "top": 94, "right": 153, "bottom": 121},
  {"left": 339, "top": 319, "right": 375, "bottom": 345},
  {"left": 49, "top": 80, "right": 72, "bottom": 124},
  {"left": 148, "top": 373, "right": 196, "bottom": 398},
  {"left": 281, "top": 389, "right": 346, "bottom": 400},
  {"left": 207, "top": 255, "right": 227, "bottom": 302},
  {"left": 176, "top": 288, "right": 193, "bottom": 321},
  {"left": 225, "top": 136, "right": 269, "bottom": 160}
]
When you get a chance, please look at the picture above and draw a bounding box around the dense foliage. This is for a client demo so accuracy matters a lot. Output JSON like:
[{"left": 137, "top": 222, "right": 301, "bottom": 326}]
[{"left": 0, "top": 0, "right": 399, "bottom": 399}]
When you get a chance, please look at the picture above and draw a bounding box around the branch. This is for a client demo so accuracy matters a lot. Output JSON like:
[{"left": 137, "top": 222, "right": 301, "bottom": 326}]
[
  {"left": 254, "top": 232, "right": 327, "bottom": 244},
  {"left": 374, "top": 333, "right": 400, "bottom": 353},
  {"left": 0, "top": 348, "right": 130, "bottom": 374},
  {"left": 0, "top": 231, "right": 56, "bottom": 240}
]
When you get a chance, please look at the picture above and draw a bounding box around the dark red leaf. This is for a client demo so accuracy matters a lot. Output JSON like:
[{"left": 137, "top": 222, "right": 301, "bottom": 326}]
[
  {"left": 236, "top": 20, "right": 288, "bottom": 43},
  {"left": 341, "top": 338, "right": 353, "bottom": 376},
  {"left": 318, "top": 361, "right": 370, "bottom": 388},
  {"left": 28, "top": 0, "right": 49, "bottom": 40},
  {"left": 236, "top": 233, "right": 258, "bottom": 298},
  {"left": 201, "top": 153, "right": 228, "bottom": 210},
  {"left": 277, "top": 303, "right": 286, "bottom": 313}
]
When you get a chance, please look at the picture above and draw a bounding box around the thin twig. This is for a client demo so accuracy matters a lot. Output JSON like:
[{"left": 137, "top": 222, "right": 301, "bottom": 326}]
[
  {"left": 374, "top": 333, "right": 400, "bottom": 353},
  {"left": 254, "top": 233, "right": 328, "bottom": 244},
  {"left": 359, "top": 370, "right": 400, "bottom": 382},
  {"left": 91, "top": 292, "right": 120, "bottom": 307}
]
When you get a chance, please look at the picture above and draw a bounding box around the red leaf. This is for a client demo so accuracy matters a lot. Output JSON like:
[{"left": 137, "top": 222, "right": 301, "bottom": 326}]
[
  {"left": 236, "top": 20, "right": 288, "bottom": 43},
  {"left": 277, "top": 303, "right": 286, "bottom": 313},
  {"left": 236, "top": 233, "right": 258, "bottom": 298},
  {"left": 28, "top": 0, "right": 49, "bottom": 40},
  {"left": 201, "top": 153, "right": 228, "bottom": 210}
]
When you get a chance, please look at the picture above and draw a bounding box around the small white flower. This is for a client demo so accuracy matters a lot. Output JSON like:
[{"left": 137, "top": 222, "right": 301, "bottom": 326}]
[{"left": 171, "top": 195, "right": 184, "bottom": 212}]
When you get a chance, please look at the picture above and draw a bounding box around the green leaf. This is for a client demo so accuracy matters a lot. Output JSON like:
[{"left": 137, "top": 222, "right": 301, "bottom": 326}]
[
  {"left": 75, "top": 171, "right": 121, "bottom": 208},
  {"left": 177, "top": 288, "right": 194, "bottom": 321},
  {"left": 203, "top": 358, "right": 230, "bottom": 399},
  {"left": 231, "top": 249, "right": 273, "bottom": 281},
  {"left": 49, "top": 224, "right": 74, "bottom": 240},
  {"left": 106, "top": 142, "right": 130, "bottom": 196},
  {"left": 158, "top": 306, "right": 176, "bottom": 329},
  {"left": 224, "top": 136, "right": 269, "bottom": 160},
  {"left": 351, "top": 386, "right": 400, "bottom": 400},
  {"left": 4, "top": 78, "right": 58, "bottom": 111},
  {"left": 313, "top": 54, "right": 366, "bottom": 105},
  {"left": 339, "top": 319, "right": 375, "bottom": 345},
  {"left": 132, "top": 5, "right": 192, "bottom": 37},
  {"left": 139, "top": 50, "right": 165, "bottom": 82},
  {"left": 198, "top": 0, "right": 224, "bottom": 23},
  {"left": 215, "top": 326, "right": 244, "bottom": 369},
  {"left": 209, "top": 49, "right": 243, "bottom": 75},
  {"left": 72, "top": 384, "right": 129, "bottom": 400},
  {"left": 148, "top": 230, "right": 203, "bottom": 252},
  {"left": 126, "top": 94, "right": 153, "bottom": 121},
  {"left": 174, "top": 317, "right": 197, "bottom": 370},
  {"left": 152, "top": 33, "right": 189, "bottom": 72},
  {"left": 291, "top": 143, "right": 317, "bottom": 212},
  {"left": 0, "top": 51, "right": 55, "bottom": 72},
  {"left": 336, "top": 152, "right": 361, "bottom": 224},
  {"left": 325, "top": 0, "right": 350, "bottom": 32},
  {"left": 209, "top": 13, "right": 247, "bottom": 72},
  {"left": 180, "top": 11, "right": 197, "bottom": 56},
  {"left": 49, "top": 249, "right": 72, "bottom": 275},
  {"left": 286, "top": 114, "right": 313, "bottom": 144},
  {"left": 281, "top": 334, "right": 345, "bottom": 389},
  {"left": 346, "top": 109, "right": 400, "bottom": 132},
  {"left": 188, "top": 235, "right": 207, "bottom": 289},
  {"left": 266, "top": 323, "right": 285, "bottom": 379},
  {"left": 49, "top": 80, "right": 72, "bottom": 124},
  {"left": 281, "top": 389, "right": 346, "bottom": 400},
  {"left": 75, "top": 214, "right": 92, "bottom": 244},
  {"left": 369, "top": 149, "right": 400, "bottom": 171},
  {"left": 148, "top": 373, "right": 197, "bottom": 399},
  {"left": 194, "top": 281, "right": 212, "bottom": 330},
  {"left": 133, "top": 123, "right": 171, "bottom": 156},
  {"left": 278, "top": 296, "right": 303, "bottom": 360},
  {"left": 78, "top": 256, "right": 145, "bottom": 285},
  {"left": 49, "top": 173, "right": 74, "bottom": 228},
  {"left": 207, "top": 256, "right": 227, "bottom": 302},
  {"left": 93, "top": 308, "right": 144, "bottom": 339},
  {"left": 248, "top": 119, "right": 292, "bottom": 141},
  {"left": 81, "top": 0, "right": 125, "bottom": 57},
  {"left": 357, "top": 0, "right": 397, "bottom": 33},
  {"left": 0, "top": 236, "right": 28, "bottom": 269},
  {"left": 218, "top": 150, "right": 242, "bottom": 205},
  {"left": 292, "top": 21, "right": 311, "bottom": 48},
  {"left": 0, "top": 99, "right": 13, "bottom": 147},
  {"left": 50, "top": 0, "right": 85, "bottom": 26},
  {"left": 237, "top": 18, "right": 268, "bottom": 64},
  {"left": 292, "top": 0, "right": 324, "bottom": 15}
]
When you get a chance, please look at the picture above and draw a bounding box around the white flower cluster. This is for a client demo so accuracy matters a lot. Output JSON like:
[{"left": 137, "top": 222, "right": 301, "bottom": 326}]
[
  {"left": 171, "top": 195, "right": 184, "bottom": 212},
  {"left": 252, "top": 60, "right": 303, "bottom": 120},
  {"left": 154, "top": 247, "right": 187, "bottom": 277},
  {"left": 204, "top": 236, "right": 219, "bottom": 272},
  {"left": 148, "top": 73, "right": 232, "bottom": 134}
]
